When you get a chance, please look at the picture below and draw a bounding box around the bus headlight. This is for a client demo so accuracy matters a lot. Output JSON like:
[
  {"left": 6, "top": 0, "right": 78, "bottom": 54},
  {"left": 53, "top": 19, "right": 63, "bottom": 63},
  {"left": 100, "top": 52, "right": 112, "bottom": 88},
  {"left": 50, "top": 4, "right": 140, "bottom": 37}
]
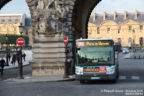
[
  {"left": 106, "top": 66, "right": 115, "bottom": 74},
  {"left": 75, "top": 67, "right": 83, "bottom": 75}
]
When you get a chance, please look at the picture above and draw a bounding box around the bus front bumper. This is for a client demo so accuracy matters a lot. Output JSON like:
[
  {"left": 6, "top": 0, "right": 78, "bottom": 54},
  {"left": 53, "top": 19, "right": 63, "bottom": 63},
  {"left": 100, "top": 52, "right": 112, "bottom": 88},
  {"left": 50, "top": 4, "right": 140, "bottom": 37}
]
[{"left": 76, "top": 74, "right": 117, "bottom": 80}]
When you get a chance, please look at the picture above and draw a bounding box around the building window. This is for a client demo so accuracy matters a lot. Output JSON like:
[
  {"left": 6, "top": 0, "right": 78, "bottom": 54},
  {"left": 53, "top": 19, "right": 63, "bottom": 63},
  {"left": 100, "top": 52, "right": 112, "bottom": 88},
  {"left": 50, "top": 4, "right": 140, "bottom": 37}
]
[
  {"left": 8, "top": 19, "right": 11, "bottom": 22},
  {"left": 1, "top": 19, "right": 5, "bottom": 23},
  {"left": 128, "top": 38, "right": 132, "bottom": 43},
  {"left": 97, "top": 27, "right": 100, "bottom": 34},
  {"left": 140, "top": 25, "right": 143, "bottom": 32},
  {"left": 107, "top": 27, "right": 110, "bottom": 34},
  {"left": 118, "top": 26, "right": 121, "bottom": 34},
  {"left": 128, "top": 37, "right": 132, "bottom": 47},
  {"left": 7, "top": 27, "right": 10, "bottom": 32},
  {"left": 139, "top": 37, "right": 143, "bottom": 46},
  {"left": 128, "top": 25, "right": 132, "bottom": 32},
  {"left": 89, "top": 32, "right": 92, "bottom": 35},
  {"left": 14, "top": 27, "right": 17, "bottom": 31},
  {"left": 118, "top": 38, "right": 121, "bottom": 44},
  {"left": 15, "top": 19, "right": 19, "bottom": 24}
]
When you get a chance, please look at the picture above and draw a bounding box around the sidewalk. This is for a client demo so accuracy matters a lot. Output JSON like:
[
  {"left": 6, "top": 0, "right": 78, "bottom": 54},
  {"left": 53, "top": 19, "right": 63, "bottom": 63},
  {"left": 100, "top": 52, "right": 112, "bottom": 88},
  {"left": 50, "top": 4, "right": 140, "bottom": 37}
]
[
  {"left": 1, "top": 50, "right": 76, "bottom": 83},
  {"left": 3, "top": 50, "right": 32, "bottom": 69},
  {"left": 3, "top": 75, "right": 75, "bottom": 83}
]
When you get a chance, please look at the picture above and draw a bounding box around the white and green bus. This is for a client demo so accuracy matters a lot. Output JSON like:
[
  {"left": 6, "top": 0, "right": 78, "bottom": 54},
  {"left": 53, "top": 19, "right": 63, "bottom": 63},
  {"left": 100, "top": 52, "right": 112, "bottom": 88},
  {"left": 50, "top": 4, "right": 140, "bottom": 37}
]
[{"left": 75, "top": 39, "right": 119, "bottom": 83}]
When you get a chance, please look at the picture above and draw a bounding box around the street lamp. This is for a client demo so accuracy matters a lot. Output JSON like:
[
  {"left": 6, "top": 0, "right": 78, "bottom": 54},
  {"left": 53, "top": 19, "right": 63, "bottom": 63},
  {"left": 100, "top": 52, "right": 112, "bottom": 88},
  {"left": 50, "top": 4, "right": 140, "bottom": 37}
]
[
  {"left": 18, "top": 23, "right": 24, "bottom": 79},
  {"left": 132, "top": 29, "right": 135, "bottom": 52},
  {"left": 5, "top": 34, "right": 9, "bottom": 66}
]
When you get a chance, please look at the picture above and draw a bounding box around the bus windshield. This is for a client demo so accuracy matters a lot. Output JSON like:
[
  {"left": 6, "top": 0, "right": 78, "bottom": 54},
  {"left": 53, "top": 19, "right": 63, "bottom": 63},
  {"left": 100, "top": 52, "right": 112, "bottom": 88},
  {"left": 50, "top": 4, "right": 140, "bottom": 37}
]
[{"left": 77, "top": 46, "right": 114, "bottom": 66}]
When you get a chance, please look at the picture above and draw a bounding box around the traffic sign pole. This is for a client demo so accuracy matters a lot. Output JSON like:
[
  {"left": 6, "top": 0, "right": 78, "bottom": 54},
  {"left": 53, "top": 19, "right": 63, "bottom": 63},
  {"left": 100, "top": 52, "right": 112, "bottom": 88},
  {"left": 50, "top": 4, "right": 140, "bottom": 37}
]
[
  {"left": 64, "top": 36, "right": 68, "bottom": 78},
  {"left": 16, "top": 37, "right": 25, "bottom": 79}
]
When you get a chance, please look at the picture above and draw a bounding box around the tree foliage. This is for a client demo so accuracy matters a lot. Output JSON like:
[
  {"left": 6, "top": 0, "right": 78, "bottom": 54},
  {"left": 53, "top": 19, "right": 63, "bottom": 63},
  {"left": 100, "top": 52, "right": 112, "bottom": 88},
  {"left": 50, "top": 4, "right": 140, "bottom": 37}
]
[{"left": 0, "top": 34, "right": 29, "bottom": 45}]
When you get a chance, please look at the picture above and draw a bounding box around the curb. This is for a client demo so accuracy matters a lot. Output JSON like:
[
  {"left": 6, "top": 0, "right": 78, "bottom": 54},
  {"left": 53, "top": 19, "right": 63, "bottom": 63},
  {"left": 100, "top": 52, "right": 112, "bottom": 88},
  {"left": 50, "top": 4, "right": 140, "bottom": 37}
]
[
  {"left": 4, "top": 64, "right": 29, "bottom": 70},
  {"left": 3, "top": 76, "right": 76, "bottom": 83}
]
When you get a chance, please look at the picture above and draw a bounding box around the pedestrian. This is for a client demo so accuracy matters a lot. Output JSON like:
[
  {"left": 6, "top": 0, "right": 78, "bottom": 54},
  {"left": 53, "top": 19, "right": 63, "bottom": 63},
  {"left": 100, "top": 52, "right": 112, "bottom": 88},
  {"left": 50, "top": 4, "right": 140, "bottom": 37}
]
[
  {"left": 7, "top": 53, "right": 11, "bottom": 62},
  {"left": 16, "top": 53, "right": 20, "bottom": 64},
  {"left": 22, "top": 53, "right": 26, "bottom": 61},
  {"left": 0, "top": 57, "right": 5, "bottom": 76},
  {"left": 11, "top": 54, "right": 16, "bottom": 66}
]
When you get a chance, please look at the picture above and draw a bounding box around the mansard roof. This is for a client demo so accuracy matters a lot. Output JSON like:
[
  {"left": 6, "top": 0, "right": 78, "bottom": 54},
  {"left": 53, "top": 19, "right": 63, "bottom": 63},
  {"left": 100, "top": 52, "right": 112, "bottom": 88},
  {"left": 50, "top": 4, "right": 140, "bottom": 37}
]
[{"left": 89, "top": 11, "right": 144, "bottom": 25}]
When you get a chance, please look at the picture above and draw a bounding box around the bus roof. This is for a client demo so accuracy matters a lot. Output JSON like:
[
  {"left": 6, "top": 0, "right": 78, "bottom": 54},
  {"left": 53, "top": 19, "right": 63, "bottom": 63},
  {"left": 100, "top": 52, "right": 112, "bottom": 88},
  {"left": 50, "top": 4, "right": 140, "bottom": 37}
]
[{"left": 76, "top": 38, "right": 113, "bottom": 41}]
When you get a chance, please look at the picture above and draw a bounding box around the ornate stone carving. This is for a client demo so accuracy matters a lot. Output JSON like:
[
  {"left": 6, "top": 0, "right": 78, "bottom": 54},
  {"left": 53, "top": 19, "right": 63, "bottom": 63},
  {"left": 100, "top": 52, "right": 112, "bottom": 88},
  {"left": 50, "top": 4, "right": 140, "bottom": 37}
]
[
  {"left": 37, "top": 0, "right": 44, "bottom": 9},
  {"left": 35, "top": 0, "right": 71, "bottom": 35}
]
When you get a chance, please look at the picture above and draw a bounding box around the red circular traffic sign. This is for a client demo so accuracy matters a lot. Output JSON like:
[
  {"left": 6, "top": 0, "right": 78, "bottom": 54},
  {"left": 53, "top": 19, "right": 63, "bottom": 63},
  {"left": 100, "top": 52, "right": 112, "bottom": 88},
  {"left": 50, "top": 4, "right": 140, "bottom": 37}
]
[
  {"left": 17, "top": 37, "right": 25, "bottom": 46},
  {"left": 64, "top": 37, "right": 68, "bottom": 45}
]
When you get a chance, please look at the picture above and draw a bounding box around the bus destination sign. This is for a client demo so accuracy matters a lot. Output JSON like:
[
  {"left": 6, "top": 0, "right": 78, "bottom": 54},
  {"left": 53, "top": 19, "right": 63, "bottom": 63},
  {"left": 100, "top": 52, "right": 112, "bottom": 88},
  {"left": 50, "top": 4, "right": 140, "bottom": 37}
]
[{"left": 77, "top": 40, "right": 113, "bottom": 47}]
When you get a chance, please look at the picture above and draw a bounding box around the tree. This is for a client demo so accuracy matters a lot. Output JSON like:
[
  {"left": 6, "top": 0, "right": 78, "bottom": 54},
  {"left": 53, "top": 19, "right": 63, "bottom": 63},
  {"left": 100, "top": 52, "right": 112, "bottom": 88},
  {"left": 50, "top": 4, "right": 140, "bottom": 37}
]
[{"left": 0, "top": 34, "right": 29, "bottom": 45}]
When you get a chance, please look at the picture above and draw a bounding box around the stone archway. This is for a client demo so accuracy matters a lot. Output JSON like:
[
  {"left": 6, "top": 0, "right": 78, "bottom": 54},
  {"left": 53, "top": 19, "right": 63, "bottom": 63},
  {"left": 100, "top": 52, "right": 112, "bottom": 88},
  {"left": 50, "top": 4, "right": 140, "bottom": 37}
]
[
  {"left": 72, "top": 0, "right": 101, "bottom": 39},
  {"left": 26, "top": 0, "right": 102, "bottom": 77},
  {"left": 0, "top": 0, "right": 102, "bottom": 76}
]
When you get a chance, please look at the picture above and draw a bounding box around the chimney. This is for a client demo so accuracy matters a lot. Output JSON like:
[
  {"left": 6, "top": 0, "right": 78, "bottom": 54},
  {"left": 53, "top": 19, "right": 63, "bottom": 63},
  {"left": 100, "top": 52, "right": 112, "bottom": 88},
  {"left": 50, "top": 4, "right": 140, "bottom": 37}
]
[
  {"left": 135, "top": 10, "right": 138, "bottom": 19},
  {"left": 124, "top": 11, "right": 127, "bottom": 20},
  {"left": 103, "top": 12, "right": 106, "bottom": 20},
  {"left": 113, "top": 11, "right": 117, "bottom": 20},
  {"left": 92, "top": 13, "right": 96, "bottom": 21}
]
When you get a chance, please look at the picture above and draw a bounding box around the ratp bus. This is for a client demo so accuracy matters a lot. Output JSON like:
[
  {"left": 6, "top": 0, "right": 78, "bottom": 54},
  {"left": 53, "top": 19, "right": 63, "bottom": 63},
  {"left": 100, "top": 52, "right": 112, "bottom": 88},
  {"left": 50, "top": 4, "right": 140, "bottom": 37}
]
[{"left": 75, "top": 39, "right": 119, "bottom": 83}]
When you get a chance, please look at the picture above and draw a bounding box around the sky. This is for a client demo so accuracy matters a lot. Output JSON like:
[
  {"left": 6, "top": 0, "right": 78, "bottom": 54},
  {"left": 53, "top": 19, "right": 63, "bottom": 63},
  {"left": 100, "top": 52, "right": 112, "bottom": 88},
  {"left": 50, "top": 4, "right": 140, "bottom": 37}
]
[
  {"left": 0, "top": 0, "right": 30, "bottom": 17},
  {"left": 92, "top": 0, "right": 144, "bottom": 14},
  {"left": 0, "top": 0, "right": 144, "bottom": 17}
]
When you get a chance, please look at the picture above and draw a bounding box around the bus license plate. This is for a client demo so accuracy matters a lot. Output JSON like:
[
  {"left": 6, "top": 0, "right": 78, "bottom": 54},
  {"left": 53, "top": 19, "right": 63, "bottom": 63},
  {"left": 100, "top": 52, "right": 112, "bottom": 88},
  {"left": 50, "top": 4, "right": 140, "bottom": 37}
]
[{"left": 91, "top": 77, "right": 100, "bottom": 80}]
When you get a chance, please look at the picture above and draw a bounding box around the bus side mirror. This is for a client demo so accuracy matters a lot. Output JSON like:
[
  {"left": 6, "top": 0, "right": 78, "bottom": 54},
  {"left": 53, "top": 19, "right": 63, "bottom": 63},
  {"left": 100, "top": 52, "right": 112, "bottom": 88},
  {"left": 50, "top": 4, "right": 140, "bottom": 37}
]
[{"left": 76, "top": 48, "right": 80, "bottom": 53}]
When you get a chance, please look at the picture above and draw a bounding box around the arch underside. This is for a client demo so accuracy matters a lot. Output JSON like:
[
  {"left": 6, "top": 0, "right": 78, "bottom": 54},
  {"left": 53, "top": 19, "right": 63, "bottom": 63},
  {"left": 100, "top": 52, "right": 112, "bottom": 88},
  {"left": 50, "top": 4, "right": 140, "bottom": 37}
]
[
  {"left": 72, "top": 0, "right": 101, "bottom": 39},
  {"left": 0, "top": 0, "right": 11, "bottom": 9}
]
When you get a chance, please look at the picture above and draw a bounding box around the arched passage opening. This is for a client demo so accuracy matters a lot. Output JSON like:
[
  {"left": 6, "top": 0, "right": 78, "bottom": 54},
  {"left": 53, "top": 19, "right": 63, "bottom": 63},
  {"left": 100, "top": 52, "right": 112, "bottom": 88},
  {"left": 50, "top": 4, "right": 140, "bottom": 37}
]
[
  {"left": 0, "top": 0, "right": 34, "bottom": 78},
  {"left": 1, "top": 0, "right": 144, "bottom": 79},
  {"left": 72, "top": 0, "right": 144, "bottom": 82}
]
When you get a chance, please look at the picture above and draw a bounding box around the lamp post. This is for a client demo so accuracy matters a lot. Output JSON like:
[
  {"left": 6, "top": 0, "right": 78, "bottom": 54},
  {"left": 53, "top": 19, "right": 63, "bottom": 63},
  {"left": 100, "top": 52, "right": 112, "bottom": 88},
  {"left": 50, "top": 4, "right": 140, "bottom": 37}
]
[
  {"left": 5, "top": 34, "right": 9, "bottom": 66},
  {"left": 18, "top": 23, "right": 24, "bottom": 79},
  {"left": 132, "top": 29, "right": 135, "bottom": 52}
]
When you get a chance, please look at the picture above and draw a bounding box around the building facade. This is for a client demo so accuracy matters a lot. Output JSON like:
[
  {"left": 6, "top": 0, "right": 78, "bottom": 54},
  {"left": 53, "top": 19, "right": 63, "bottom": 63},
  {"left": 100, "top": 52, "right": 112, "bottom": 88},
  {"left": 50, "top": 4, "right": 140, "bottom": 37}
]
[
  {"left": 0, "top": 14, "right": 29, "bottom": 35},
  {"left": 88, "top": 11, "right": 144, "bottom": 47},
  {"left": 0, "top": 14, "right": 33, "bottom": 45}
]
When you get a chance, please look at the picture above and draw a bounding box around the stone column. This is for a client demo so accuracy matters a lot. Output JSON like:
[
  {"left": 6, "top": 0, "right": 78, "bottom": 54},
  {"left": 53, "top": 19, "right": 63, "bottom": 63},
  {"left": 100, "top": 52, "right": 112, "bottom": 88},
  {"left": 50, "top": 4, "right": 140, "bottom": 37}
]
[
  {"left": 31, "top": 34, "right": 66, "bottom": 76},
  {"left": 26, "top": 0, "right": 75, "bottom": 76}
]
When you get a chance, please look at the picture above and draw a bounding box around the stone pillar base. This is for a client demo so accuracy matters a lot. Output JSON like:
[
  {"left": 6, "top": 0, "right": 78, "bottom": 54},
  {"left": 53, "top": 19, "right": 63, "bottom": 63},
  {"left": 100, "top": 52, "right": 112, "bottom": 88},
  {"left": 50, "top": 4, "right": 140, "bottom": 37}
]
[
  {"left": 30, "top": 35, "right": 66, "bottom": 77},
  {"left": 31, "top": 67, "right": 64, "bottom": 76},
  {"left": 30, "top": 59, "right": 65, "bottom": 76}
]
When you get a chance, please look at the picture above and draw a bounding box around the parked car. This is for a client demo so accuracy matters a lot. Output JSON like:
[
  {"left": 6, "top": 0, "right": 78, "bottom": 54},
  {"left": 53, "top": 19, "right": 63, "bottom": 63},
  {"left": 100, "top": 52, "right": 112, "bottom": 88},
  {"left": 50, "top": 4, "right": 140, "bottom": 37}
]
[{"left": 122, "top": 48, "right": 129, "bottom": 54}]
